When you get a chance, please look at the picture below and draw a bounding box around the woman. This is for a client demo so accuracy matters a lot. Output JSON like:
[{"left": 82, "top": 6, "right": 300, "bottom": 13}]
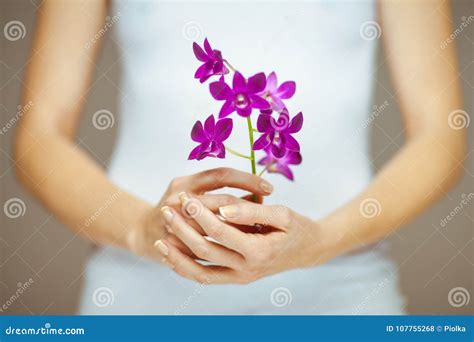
[{"left": 15, "top": 0, "right": 465, "bottom": 314}]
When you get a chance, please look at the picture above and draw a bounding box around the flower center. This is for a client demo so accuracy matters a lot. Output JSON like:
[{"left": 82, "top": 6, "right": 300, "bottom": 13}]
[{"left": 235, "top": 93, "right": 249, "bottom": 109}]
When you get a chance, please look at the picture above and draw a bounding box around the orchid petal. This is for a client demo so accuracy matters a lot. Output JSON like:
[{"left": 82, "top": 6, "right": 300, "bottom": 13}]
[
  {"left": 204, "top": 115, "right": 215, "bottom": 136},
  {"left": 219, "top": 99, "right": 235, "bottom": 118},
  {"left": 188, "top": 143, "right": 205, "bottom": 160},
  {"left": 257, "top": 113, "right": 272, "bottom": 133},
  {"left": 190, "top": 120, "right": 206, "bottom": 143},
  {"left": 288, "top": 112, "right": 303, "bottom": 133},
  {"left": 283, "top": 133, "right": 300, "bottom": 152},
  {"left": 193, "top": 42, "right": 208, "bottom": 62},
  {"left": 250, "top": 95, "right": 270, "bottom": 110},
  {"left": 210, "top": 81, "right": 232, "bottom": 100},
  {"left": 214, "top": 118, "right": 233, "bottom": 142},
  {"left": 275, "top": 163, "right": 294, "bottom": 180},
  {"left": 286, "top": 151, "right": 303, "bottom": 165},
  {"left": 233, "top": 72, "right": 246, "bottom": 91},
  {"left": 266, "top": 72, "right": 277, "bottom": 91},
  {"left": 276, "top": 81, "right": 296, "bottom": 99},
  {"left": 203, "top": 38, "right": 213, "bottom": 55},
  {"left": 253, "top": 133, "right": 272, "bottom": 150},
  {"left": 247, "top": 72, "right": 266, "bottom": 93},
  {"left": 271, "top": 142, "right": 286, "bottom": 159},
  {"left": 236, "top": 105, "right": 252, "bottom": 117}
]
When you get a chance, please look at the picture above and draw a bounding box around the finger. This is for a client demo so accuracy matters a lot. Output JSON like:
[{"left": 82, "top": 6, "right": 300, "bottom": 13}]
[
  {"left": 187, "top": 167, "right": 273, "bottom": 196},
  {"left": 154, "top": 240, "right": 238, "bottom": 284},
  {"left": 179, "top": 193, "right": 251, "bottom": 255},
  {"left": 166, "top": 232, "right": 196, "bottom": 258},
  {"left": 195, "top": 194, "right": 247, "bottom": 212},
  {"left": 218, "top": 202, "right": 292, "bottom": 230},
  {"left": 163, "top": 206, "right": 245, "bottom": 270}
]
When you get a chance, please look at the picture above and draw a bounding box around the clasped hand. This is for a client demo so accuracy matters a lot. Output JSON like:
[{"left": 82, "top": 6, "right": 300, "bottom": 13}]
[{"left": 151, "top": 168, "right": 339, "bottom": 285}]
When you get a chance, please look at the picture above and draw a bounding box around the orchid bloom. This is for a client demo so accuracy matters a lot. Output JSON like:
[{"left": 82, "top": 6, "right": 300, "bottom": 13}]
[
  {"left": 258, "top": 149, "right": 302, "bottom": 181},
  {"left": 252, "top": 109, "right": 303, "bottom": 158},
  {"left": 193, "top": 38, "right": 229, "bottom": 83},
  {"left": 259, "top": 72, "right": 296, "bottom": 111},
  {"left": 209, "top": 72, "right": 270, "bottom": 118},
  {"left": 188, "top": 115, "right": 233, "bottom": 160}
]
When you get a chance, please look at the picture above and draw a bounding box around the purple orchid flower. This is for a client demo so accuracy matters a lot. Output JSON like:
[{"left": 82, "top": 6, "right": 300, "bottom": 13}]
[
  {"left": 209, "top": 71, "right": 271, "bottom": 118},
  {"left": 252, "top": 109, "right": 303, "bottom": 158},
  {"left": 188, "top": 114, "right": 233, "bottom": 160},
  {"left": 258, "top": 149, "right": 302, "bottom": 181},
  {"left": 259, "top": 72, "right": 296, "bottom": 111},
  {"left": 193, "top": 38, "right": 229, "bottom": 83}
]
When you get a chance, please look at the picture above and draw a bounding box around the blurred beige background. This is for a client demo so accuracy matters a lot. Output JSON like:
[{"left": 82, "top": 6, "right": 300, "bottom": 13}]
[{"left": 1, "top": 0, "right": 472, "bottom": 315}]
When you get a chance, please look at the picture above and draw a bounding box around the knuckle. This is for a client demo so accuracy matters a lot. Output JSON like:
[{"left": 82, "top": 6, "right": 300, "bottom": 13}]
[
  {"left": 194, "top": 243, "right": 210, "bottom": 259},
  {"left": 169, "top": 177, "right": 183, "bottom": 191},
  {"left": 274, "top": 205, "right": 293, "bottom": 226},
  {"left": 219, "top": 195, "right": 237, "bottom": 207},
  {"left": 207, "top": 223, "right": 224, "bottom": 240}
]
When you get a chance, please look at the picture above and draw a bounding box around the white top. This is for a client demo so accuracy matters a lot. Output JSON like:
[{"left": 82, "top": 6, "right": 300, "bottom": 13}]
[{"left": 79, "top": 0, "right": 403, "bottom": 315}]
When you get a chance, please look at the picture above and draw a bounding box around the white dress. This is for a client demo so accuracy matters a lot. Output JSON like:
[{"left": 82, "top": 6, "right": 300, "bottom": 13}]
[{"left": 79, "top": 0, "right": 406, "bottom": 314}]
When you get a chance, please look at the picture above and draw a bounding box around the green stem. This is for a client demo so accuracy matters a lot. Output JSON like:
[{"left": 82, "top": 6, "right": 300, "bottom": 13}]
[
  {"left": 258, "top": 167, "right": 267, "bottom": 177},
  {"left": 247, "top": 117, "right": 257, "bottom": 175},
  {"left": 225, "top": 147, "right": 252, "bottom": 160}
]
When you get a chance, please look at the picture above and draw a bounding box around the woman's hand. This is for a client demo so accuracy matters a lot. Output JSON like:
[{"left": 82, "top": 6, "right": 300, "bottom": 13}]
[
  {"left": 126, "top": 168, "right": 274, "bottom": 263},
  {"left": 154, "top": 193, "right": 342, "bottom": 284}
]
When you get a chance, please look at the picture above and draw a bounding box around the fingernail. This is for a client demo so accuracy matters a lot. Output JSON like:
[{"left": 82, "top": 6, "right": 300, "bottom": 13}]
[
  {"left": 161, "top": 206, "right": 173, "bottom": 223},
  {"left": 154, "top": 240, "right": 169, "bottom": 256},
  {"left": 219, "top": 205, "right": 239, "bottom": 219},
  {"left": 260, "top": 180, "right": 273, "bottom": 194},
  {"left": 165, "top": 224, "right": 172, "bottom": 233},
  {"left": 178, "top": 192, "right": 190, "bottom": 204}
]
